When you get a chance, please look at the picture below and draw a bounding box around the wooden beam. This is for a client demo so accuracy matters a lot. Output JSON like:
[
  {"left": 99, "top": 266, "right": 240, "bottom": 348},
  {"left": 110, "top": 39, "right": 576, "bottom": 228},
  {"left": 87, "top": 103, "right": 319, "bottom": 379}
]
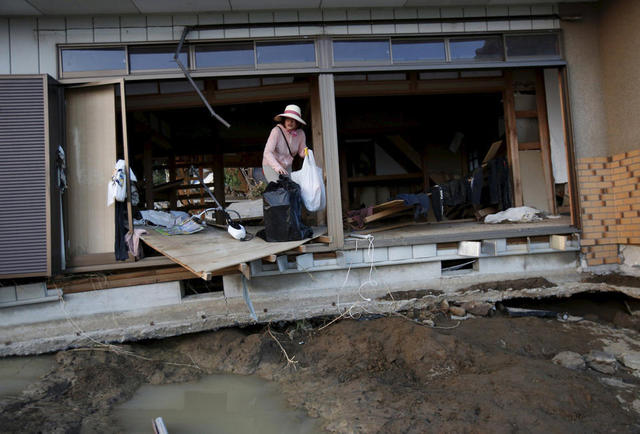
[
  {"left": 317, "top": 235, "right": 332, "bottom": 244},
  {"left": 515, "top": 110, "right": 538, "bottom": 118},
  {"left": 386, "top": 135, "right": 422, "bottom": 169},
  {"left": 120, "top": 79, "right": 134, "bottom": 235},
  {"left": 503, "top": 70, "right": 523, "bottom": 207},
  {"left": 310, "top": 76, "right": 326, "bottom": 226},
  {"left": 237, "top": 262, "right": 251, "bottom": 280},
  {"left": 518, "top": 141, "right": 541, "bottom": 151},
  {"left": 347, "top": 173, "right": 423, "bottom": 183},
  {"left": 319, "top": 74, "right": 344, "bottom": 249},
  {"left": 262, "top": 254, "right": 277, "bottom": 263},
  {"left": 212, "top": 150, "right": 225, "bottom": 224},
  {"left": 144, "top": 141, "right": 153, "bottom": 209},
  {"left": 536, "top": 70, "right": 557, "bottom": 215},
  {"left": 558, "top": 68, "right": 580, "bottom": 227}
]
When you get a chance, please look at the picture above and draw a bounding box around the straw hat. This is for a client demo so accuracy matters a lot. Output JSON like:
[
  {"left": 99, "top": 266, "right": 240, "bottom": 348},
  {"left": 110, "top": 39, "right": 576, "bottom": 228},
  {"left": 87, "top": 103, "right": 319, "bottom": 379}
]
[{"left": 274, "top": 104, "right": 306, "bottom": 125}]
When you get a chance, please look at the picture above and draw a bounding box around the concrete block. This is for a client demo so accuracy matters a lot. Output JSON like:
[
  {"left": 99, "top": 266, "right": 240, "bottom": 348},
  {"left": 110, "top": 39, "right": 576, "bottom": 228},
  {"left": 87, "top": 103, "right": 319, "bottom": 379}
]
[
  {"left": 478, "top": 255, "right": 526, "bottom": 274},
  {"left": 531, "top": 4, "right": 553, "bottom": 15},
  {"left": 418, "top": 8, "right": 440, "bottom": 18},
  {"left": 388, "top": 246, "right": 412, "bottom": 261},
  {"left": 458, "top": 241, "right": 481, "bottom": 257},
  {"left": 550, "top": 235, "right": 568, "bottom": 251},
  {"left": 121, "top": 15, "right": 146, "bottom": 27},
  {"left": 147, "top": 26, "right": 173, "bottom": 41},
  {"left": 198, "top": 13, "right": 223, "bottom": 25},
  {"left": 488, "top": 21, "right": 509, "bottom": 31},
  {"left": 524, "top": 252, "right": 577, "bottom": 271},
  {"left": 250, "top": 27, "right": 275, "bottom": 37},
  {"left": 323, "top": 9, "right": 347, "bottom": 21},
  {"left": 418, "top": 23, "right": 442, "bottom": 33},
  {"left": 509, "top": 19, "right": 532, "bottom": 31},
  {"left": 337, "top": 249, "right": 364, "bottom": 266},
  {"left": 296, "top": 253, "right": 314, "bottom": 271},
  {"left": 276, "top": 255, "right": 289, "bottom": 273},
  {"left": 249, "top": 11, "right": 273, "bottom": 23},
  {"left": 66, "top": 16, "right": 92, "bottom": 28},
  {"left": 395, "top": 23, "right": 419, "bottom": 33},
  {"left": 441, "top": 7, "right": 463, "bottom": 18},
  {"left": 199, "top": 29, "right": 224, "bottom": 40},
  {"left": 67, "top": 28, "right": 93, "bottom": 43},
  {"left": 348, "top": 24, "right": 372, "bottom": 35},
  {"left": 412, "top": 244, "right": 437, "bottom": 259},
  {"left": 299, "top": 9, "right": 322, "bottom": 21},
  {"left": 147, "top": 15, "right": 172, "bottom": 26},
  {"left": 313, "top": 257, "right": 338, "bottom": 267},
  {"left": 442, "top": 22, "right": 464, "bottom": 32},
  {"left": 16, "top": 282, "right": 46, "bottom": 300},
  {"left": 299, "top": 25, "right": 323, "bottom": 36},
  {"left": 38, "top": 17, "right": 65, "bottom": 30},
  {"left": 224, "top": 12, "right": 249, "bottom": 24},
  {"left": 274, "top": 10, "right": 298, "bottom": 22},
  {"left": 365, "top": 246, "right": 388, "bottom": 263},
  {"left": 347, "top": 9, "right": 369, "bottom": 20},
  {"left": 225, "top": 28, "right": 250, "bottom": 38},
  {"left": 487, "top": 6, "right": 508, "bottom": 16},
  {"left": 121, "top": 27, "right": 147, "bottom": 42},
  {"left": 249, "top": 259, "right": 263, "bottom": 275},
  {"left": 0, "top": 286, "right": 17, "bottom": 303},
  {"left": 508, "top": 5, "right": 531, "bottom": 16},
  {"left": 532, "top": 18, "right": 556, "bottom": 30},
  {"left": 371, "top": 24, "right": 395, "bottom": 34},
  {"left": 93, "top": 16, "right": 120, "bottom": 28},
  {"left": 464, "top": 21, "right": 487, "bottom": 32},
  {"left": 10, "top": 17, "right": 38, "bottom": 74},
  {"left": 173, "top": 14, "right": 198, "bottom": 25},
  {"left": 94, "top": 28, "right": 120, "bottom": 43},
  {"left": 482, "top": 239, "right": 506, "bottom": 256},
  {"left": 463, "top": 7, "right": 486, "bottom": 17},
  {"left": 275, "top": 26, "right": 299, "bottom": 37}
]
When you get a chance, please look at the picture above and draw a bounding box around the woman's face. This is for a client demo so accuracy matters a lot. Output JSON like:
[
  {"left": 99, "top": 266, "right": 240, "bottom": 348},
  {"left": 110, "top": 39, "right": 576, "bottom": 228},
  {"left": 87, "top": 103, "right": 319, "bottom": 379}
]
[{"left": 284, "top": 118, "right": 297, "bottom": 131}]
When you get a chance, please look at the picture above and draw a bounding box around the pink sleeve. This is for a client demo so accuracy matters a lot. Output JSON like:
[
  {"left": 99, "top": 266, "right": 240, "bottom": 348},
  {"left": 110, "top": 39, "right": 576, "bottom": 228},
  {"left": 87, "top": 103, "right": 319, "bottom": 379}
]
[
  {"left": 263, "top": 127, "right": 284, "bottom": 172},
  {"left": 297, "top": 130, "right": 307, "bottom": 157}
]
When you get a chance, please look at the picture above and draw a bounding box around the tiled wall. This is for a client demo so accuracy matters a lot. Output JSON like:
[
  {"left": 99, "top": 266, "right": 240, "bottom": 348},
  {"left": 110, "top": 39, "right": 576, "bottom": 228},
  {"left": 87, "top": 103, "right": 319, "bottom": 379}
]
[
  {"left": 578, "top": 149, "right": 640, "bottom": 266},
  {"left": 0, "top": 5, "right": 559, "bottom": 78}
]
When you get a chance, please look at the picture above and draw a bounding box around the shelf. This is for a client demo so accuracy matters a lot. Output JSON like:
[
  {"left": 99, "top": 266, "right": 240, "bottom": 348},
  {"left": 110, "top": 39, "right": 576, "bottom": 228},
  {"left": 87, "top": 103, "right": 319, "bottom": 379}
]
[{"left": 347, "top": 172, "right": 423, "bottom": 184}]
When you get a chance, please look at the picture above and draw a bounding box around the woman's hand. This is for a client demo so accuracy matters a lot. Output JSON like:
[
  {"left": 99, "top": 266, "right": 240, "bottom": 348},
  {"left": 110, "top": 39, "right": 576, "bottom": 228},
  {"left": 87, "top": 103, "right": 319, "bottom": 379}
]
[{"left": 276, "top": 166, "right": 288, "bottom": 175}]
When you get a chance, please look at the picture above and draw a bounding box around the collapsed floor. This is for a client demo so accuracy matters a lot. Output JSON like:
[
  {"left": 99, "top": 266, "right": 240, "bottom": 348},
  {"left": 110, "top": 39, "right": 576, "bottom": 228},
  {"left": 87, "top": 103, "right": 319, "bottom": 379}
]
[{"left": 2, "top": 282, "right": 640, "bottom": 433}]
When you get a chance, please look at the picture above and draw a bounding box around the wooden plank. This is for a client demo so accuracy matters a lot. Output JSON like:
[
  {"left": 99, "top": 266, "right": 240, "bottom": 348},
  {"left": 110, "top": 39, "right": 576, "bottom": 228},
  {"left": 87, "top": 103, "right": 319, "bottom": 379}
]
[
  {"left": 310, "top": 76, "right": 326, "bottom": 226},
  {"left": 144, "top": 142, "right": 153, "bottom": 209},
  {"left": 65, "top": 255, "right": 175, "bottom": 273},
  {"left": 319, "top": 73, "right": 344, "bottom": 249},
  {"left": 518, "top": 141, "right": 541, "bottom": 151},
  {"left": 238, "top": 262, "right": 251, "bottom": 280},
  {"left": 339, "top": 146, "right": 349, "bottom": 212},
  {"left": 262, "top": 254, "right": 277, "bottom": 263},
  {"left": 550, "top": 234, "right": 567, "bottom": 250},
  {"left": 347, "top": 173, "right": 423, "bottom": 183},
  {"left": 317, "top": 235, "right": 332, "bottom": 244},
  {"left": 536, "top": 70, "right": 557, "bottom": 215},
  {"left": 372, "top": 199, "right": 406, "bottom": 212},
  {"left": 386, "top": 135, "right": 422, "bottom": 169},
  {"left": 361, "top": 206, "right": 412, "bottom": 224},
  {"left": 227, "top": 199, "right": 263, "bottom": 220},
  {"left": 558, "top": 68, "right": 580, "bottom": 227},
  {"left": 482, "top": 140, "right": 504, "bottom": 165},
  {"left": 65, "top": 84, "right": 116, "bottom": 257},
  {"left": 503, "top": 70, "right": 523, "bottom": 207},
  {"left": 139, "top": 225, "right": 327, "bottom": 279},
  {"left": 120, "top": 79, "right": 134, "bottom": 236},
  {"left": 515, "top": 110, "right": 538, "bottom": 118}
]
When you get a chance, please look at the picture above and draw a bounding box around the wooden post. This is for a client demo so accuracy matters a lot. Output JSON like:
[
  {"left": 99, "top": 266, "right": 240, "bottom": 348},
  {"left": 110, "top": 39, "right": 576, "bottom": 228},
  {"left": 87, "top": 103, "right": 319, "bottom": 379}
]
[
  {"left": 318, "top": 74, "right": 344, "bottom": 249},
  {"left": 144, "top": 141, "right": 153, "bottom": 210},
  {"left": 119, "top": 79, "right": 134, "bottom": 235},
  {"left": 213, "top": 146, "right": 225, "bottom": 224},
  {"left": 535, "top": 70, "right": 557, "bottom": 214},
  {"left": 558, "top": 68, "right": 580, "bottom": 227},
  {"left": 503, "top": 70, "right": 523, "bottom": 207},
  {"left": 168, "top": 155, "right": 177, "bottom": 209},
  {"left": 310, "top": 76, "right": 326, "bottom": 225}
]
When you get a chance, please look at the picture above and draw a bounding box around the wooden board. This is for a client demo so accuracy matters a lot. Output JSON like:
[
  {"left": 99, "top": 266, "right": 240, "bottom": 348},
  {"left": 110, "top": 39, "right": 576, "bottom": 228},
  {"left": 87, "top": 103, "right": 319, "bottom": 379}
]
[
  {"left": 226, "top": 199, "right": 263, "bottom": 220},
  {"left": 138, "top": 225, "right": 327, "bottom": 279}
]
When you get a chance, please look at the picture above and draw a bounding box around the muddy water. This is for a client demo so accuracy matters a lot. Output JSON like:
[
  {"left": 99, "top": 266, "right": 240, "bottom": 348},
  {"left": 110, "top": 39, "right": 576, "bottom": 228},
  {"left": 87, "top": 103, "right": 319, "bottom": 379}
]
[
  {"left": 0, "top": 355, "right": 55, "bottom": 400},
  {"left": 113, "top": 374, "right": 322, "bottom": 434}
]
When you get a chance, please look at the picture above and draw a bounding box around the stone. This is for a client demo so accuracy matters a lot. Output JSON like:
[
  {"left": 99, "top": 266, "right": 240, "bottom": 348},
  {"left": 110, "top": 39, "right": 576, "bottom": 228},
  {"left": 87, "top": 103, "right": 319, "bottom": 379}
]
[
  {"left": 449, "top": 306, "right": 466, "bottom": 316},
  {"left": 585, "top": 351, "right": 618, "bottom": 374},
  {"left": 461, "top": 301, "right": 494, "bottom": 317},
  {"left": 552, "top": 351, "right": 585, "bottom": 370},
  {"left": 619, "top": 352, "right": 640, "bottom": 371}
]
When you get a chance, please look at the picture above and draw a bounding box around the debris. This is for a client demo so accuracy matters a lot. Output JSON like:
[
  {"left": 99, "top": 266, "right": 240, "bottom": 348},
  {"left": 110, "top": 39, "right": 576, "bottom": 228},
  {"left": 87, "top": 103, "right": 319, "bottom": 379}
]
[
  {"left": 422, "top": 319, "right": 435, "bottom": 327},
  {"left": 461, "top": 301, "right": 494, "bottom": 317},
  {"left": 599, "top": 377, "right": 636, "bottom": 389},
  {"left": 484, "top": 206, "right": 544, "bottom": 224},
  {"left": 449, "top": 306, "right": 466, "bottom": 316},
  {"left": 619, "top": 352, "right": 640, "bottom": 371},
  {"left": 451, "top": 314, "right": 471, "bottom": 321},
  {"left": 504, "top": 307, "right": 557, "bottom": 318},
  {"left": 458, "top": 241, "right": 481, "bottom": 257},
  {"left": 439, "top": 300, "right": 450, "bottom": 312},
  {"left": 552, "top": 351, "right": 586, "bottom": 370},
  {"left": 585, "top": 351, "right": 618, "bottom": 375}
]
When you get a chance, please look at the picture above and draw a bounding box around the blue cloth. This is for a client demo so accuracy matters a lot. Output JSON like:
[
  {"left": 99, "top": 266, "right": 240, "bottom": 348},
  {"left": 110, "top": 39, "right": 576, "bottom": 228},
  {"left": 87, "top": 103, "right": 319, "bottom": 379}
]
[{"left": 396, "top": 193, "right": 431, "bottom": 220}]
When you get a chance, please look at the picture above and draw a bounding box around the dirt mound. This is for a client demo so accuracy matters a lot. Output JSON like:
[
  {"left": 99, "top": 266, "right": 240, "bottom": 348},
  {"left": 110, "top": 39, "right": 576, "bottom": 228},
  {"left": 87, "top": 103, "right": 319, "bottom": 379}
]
[{"left": 1, "top": 316, "right": 639, "bottom": 433}]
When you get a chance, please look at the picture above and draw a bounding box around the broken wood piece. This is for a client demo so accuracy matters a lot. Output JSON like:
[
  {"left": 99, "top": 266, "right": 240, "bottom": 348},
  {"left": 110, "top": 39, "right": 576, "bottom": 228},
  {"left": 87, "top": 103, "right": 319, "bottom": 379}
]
[
  {"left": 262, "top": 254, "right": 277, "bottom": 263},
  {"left": 482, "top": 139, "right": 504, "bottom": 164},
  {"left": 317, "top": 235, "right": 332, "bottom": 244},
  {"left": 550, "top": 234, "right": 567, "bottom": 250},
  {"left": 237, "top": 263, "right": 251, "bottom": 280}
]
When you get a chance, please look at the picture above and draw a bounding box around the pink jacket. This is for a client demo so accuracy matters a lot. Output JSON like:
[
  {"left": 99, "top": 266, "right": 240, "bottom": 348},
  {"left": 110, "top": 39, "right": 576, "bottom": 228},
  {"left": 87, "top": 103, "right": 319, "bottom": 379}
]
[{"left": 262, "top": 125, "right": 306, "bottom": 172}]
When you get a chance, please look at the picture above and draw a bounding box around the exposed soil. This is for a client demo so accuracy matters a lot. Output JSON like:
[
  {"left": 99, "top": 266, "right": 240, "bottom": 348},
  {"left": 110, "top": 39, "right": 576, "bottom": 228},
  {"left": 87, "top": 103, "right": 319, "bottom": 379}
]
[
  {"left": 584, "top": 273, "right": 640, "bottom": 288},
  {"left": 458, "top": 277, "right": 556, "bottom": 293},
  {"left": 2, "top": 299, "right": 640, "bottom": 433}
]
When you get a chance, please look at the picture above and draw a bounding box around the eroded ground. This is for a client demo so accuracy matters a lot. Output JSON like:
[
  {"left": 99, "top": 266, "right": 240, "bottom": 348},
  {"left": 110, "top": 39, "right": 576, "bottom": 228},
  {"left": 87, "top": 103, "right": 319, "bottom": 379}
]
[{"left": 2, "top": 285, "right": 640, "bottom": 433}]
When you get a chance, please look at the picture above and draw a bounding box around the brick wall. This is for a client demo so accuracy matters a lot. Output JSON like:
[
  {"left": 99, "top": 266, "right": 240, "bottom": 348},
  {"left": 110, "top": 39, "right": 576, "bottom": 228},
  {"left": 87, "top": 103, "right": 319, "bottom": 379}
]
[{"left": 577, "top": 149, "right": 640, "bottom": 266}]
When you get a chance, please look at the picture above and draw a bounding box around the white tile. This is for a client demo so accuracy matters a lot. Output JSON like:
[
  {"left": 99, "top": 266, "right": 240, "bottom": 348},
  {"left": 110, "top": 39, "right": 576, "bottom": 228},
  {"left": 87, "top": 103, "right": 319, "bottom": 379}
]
[
  {"left": 442, "top": 22, "right": 464, "bottom": 33},
  {"left": 464, "top": 21, "right": 487, "bottom": 32},
  {"left": 509, "top": 6, "right": 531, "bottom": 16},
  {"left": 487, "top": 21, "right": 509, "bottom": 31},
  {"left": 67, "top": 28, "right": 93, "bottom": 43},
  {"left": 121, "top": 27, "right": 147, "bottom": 42},
  {"left": 0, "top": 18, "right": 10, "bottom": 74},
  {"left": 198, "top": 13, "right": 223, "bottom": 25},
  {"left": 121, "top": 15, "right": 146, "bottom": 27},
  {"left": 224, "top": 28, "right": 250, "bottom": 38},
  {"left": 94, "top": 27, "right": 120, "bottom": 42},
  {"left": 532, "top": 18, "right": 556, "bottom": 30},
  {"left": 250, "top": 27, "right": 275, "bottom": 37},
  {"left": 418, "top": 8, "right": 439, "bottom": 18},
  {"left": 325, "top": 24, "right": 348, "bottom": 35},
  {"left": 66, "top": 15, "right": 92, "bottom": 29},
  {"left": 94, "top": 15, "right": 120, "bottom": 28},
  {"left": 463, "top": 7, "right": 486, "bottom": 17},
  {"left": 299, "top": 25, "right": 323, "bottom": 36},
  {"left": 486, "top": 6, "right": 508, "bottom": 17},
  {"left": 509, "top": 19, "right": 532, "bottom": 31},
  {"left": 38, "top": 30, "right": 65, "bottom": 77},
  {"left": 395, "top": 23, "right": 418, "bottom": 33},
  {"left": 147, "top": 15, "right": 172, "bottom": 26},
  {"left": 371, "top": 8, "right": 393, "bottom": 20},
  {"left": 394, "top": 8, "right": 417, "bottom": 19},
  {"left": 347, "top": 9, "right": 370, "bottom": 20},
  {"left": 274, "top": 10, "right": 298, "bottom": 22},
  {"left": 274, "top": 26, "right": 299, "bottom": 37},
  {"left": 388, "top": 246, "right": 412, "bottom": 261},
  {"left": 147, "top": 26, "right": 173, "bottom": 41},
  {"left": 348, "top": 23, "right": 372, "bottom": 34},
  {"left": 10, "top": 18, "right": 38, "bottom": 74},
  {"left": 199, "top": 29, "right": 224, "bottom": 39},
  {"left": 38, "top": 17, "right": 65, "bottom": 30},
  {"left": 323, "top": 9, "right": 346, "bottom": 21},
  {"left": 298, "top": 9, "right": 322, "bottom": 21},
  {"left": 249, "top": 11, "right": 273, "bottom": 23},
  {"left": 418, "top": 22, "right": 442, "bottom": 33},
  {"left": 224, "top": 12, "right": 249, "bottom": 24},
  {"left": 173, "top": 14, "right": 197, "bottom": 25},
  {"left": 440, "top": 7, "right": 463, "bottom": 18},
  {"left": 531, "top": 5, "right": 553, "bottom": 16},
  {"left": 371, "top": 23, "right": 394, "bottom": 34}
]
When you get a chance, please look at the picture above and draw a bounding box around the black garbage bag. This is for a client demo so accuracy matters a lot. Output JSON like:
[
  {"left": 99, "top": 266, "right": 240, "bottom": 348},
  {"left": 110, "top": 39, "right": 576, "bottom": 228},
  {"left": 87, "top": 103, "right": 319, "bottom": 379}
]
[{"left": 259, "top": 175, "right": 313, "bottom": 242}]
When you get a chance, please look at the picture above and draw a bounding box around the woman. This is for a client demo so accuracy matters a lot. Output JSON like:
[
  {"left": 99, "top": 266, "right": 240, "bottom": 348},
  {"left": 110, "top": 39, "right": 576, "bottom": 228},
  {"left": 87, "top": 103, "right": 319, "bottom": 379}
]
[{"left": 262, "top": 104, "right": 307, "bottom": 183}]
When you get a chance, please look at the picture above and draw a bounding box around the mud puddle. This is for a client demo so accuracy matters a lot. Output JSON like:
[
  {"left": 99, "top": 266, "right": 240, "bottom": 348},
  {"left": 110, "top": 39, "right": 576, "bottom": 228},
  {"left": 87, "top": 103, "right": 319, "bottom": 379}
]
[{"left": 113, "top": 374, "right": 322, "bottom": 434}]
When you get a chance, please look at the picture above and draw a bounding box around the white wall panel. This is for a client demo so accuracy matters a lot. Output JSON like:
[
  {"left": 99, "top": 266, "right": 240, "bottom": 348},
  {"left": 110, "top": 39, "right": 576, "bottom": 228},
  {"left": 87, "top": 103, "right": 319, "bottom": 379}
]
[
  {"left": 198, "top": 13, "right": 223, "bottom": 25},
  {"left": 121, "top": 15, "right": 146, "bottom": 27},
  {"left": 0, "top": 19, "right": 9, "bottom": 74},
  {"left": 94, "top": 16, "right": 120, "bottom": 28},
  {"left": 250, "top": 27, "right": 275, "bottom": 37},
  {"left": 38, "top": 30, "right": 65, "bottom": 77},
  {"left": 94, "top": 27, "right": 120, "bottom": 43},
  {"left": 67, "top": 28, "right": 93, "bottom": 43},
  {"left": 121, "top": 27, "right": 147, "bottom": 42},
  {"left": 147, "top": 26, "right": 173, "bottom": 41},
  {"left": 9, "top": 18, "right": 38, "bottom": 74},
  {"left": 147, "top": 15, "right": 172, "bottom": 26},
  {"left": 66, "top": 16, "right": 93, "bottom": 29},
  {"left": 38, "top": 17, "right": 65, "bottom": 30}
]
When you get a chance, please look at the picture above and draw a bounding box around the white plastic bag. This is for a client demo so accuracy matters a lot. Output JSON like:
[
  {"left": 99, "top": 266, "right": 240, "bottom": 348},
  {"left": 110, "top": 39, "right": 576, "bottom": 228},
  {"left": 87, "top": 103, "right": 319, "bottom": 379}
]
[
  {"left": 107, "top": 160, "right": 138, "bottom": 207},
  {"left": 291, "top": 149, "right": 326, "bottom": 212}
]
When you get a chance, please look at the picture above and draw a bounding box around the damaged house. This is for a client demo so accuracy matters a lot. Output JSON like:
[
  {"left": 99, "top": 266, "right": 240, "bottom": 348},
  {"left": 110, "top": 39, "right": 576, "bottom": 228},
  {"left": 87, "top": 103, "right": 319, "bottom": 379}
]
[{"left": 1, "top": 0, "right": 639, "bottom": 355}]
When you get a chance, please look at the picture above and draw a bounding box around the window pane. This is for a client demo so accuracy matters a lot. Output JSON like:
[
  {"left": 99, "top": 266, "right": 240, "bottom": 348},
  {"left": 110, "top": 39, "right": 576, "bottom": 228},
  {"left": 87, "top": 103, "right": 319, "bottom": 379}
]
[
  {"left": 61, "top": 48, "right": 126, "bottom": 72},
  {"left": 333, "top": 40, "right": 390, "bottom": 63},
  {"left": 196, "top": 43, "right": 254, "bottom": 68},
  {"left": 129, "top": 46, "right": 187, "bottom": 71},
  {"left": 506, "top": 34, "right": 559, "bottom": 58},
  {"left": 256, "top": 41, "right": 315, "bottom": 64},
  {"left": 450, "top": 37, "right": 503, "bottom": 61},
  {"left": 392, "top": 40, "right": 445, "bottom": 62}
]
